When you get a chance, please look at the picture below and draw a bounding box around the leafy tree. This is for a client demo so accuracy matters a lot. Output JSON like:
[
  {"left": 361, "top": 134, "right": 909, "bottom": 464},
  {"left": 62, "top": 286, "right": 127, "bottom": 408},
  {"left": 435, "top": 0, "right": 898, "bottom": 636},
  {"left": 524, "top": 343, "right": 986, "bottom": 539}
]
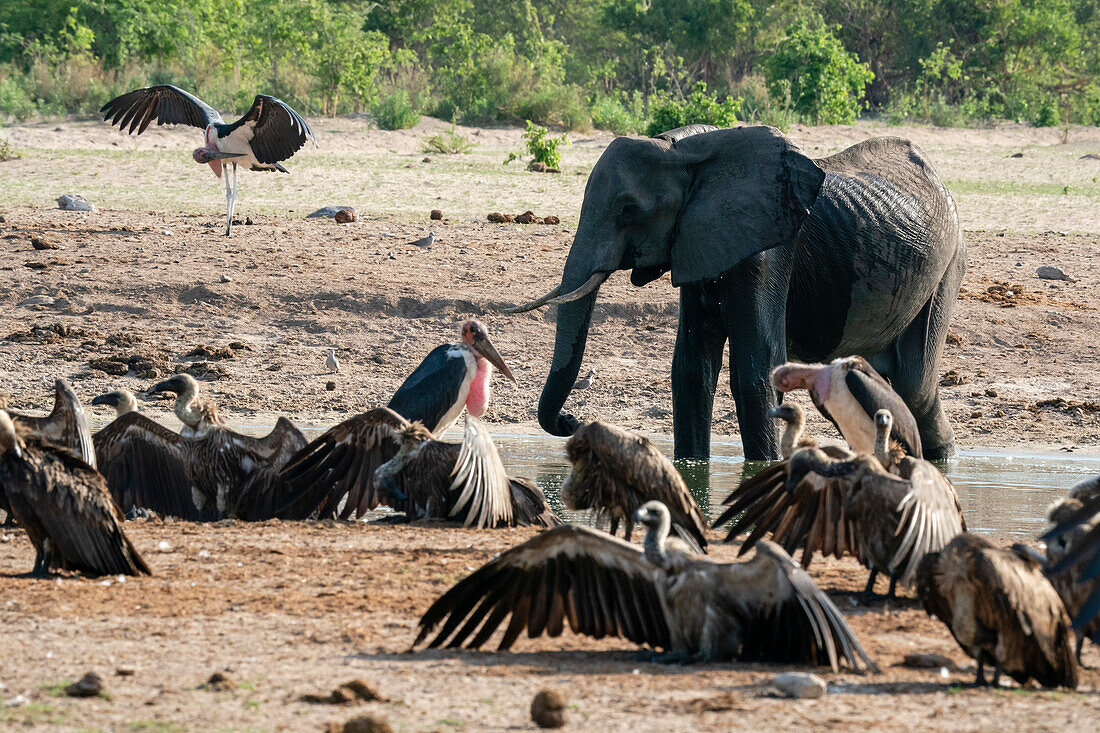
[
  {"left": 763, "top": 22, "right": 874, "bottom": 124},
  {"left": 644, "top": 81, "right": 739, "bottom": 136}
]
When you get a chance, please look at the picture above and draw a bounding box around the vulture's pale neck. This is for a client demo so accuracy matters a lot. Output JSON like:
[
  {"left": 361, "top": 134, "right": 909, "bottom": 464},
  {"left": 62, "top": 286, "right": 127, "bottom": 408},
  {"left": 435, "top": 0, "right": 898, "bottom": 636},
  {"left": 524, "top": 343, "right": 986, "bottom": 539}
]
[
  {"left": 874, "top": 420, "right": 892, "bottom": 467},
  {"left": 173, "top": 382, "right": 203, "bottom": 427},
  {"left": 779, "top": 415, "right": 804, "bottom": 458},
  {"left": 642, "top": 511, "right": 672, "bottom": 567},
  {"left": 116, "top": 391, "right": 138, "bottom": 417}
]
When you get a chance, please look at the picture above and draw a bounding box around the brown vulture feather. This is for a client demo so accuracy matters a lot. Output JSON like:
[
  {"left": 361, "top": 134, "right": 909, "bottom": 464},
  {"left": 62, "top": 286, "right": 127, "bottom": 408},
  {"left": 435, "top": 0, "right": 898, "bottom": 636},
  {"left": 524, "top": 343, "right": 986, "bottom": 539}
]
[
  {"left": 562, "top": 421, "right": 708, "bottom": 553},
  {"left": 916, "top": 533, "right": 1077, "bottom": 688},
  {"left": 0, "top": 410, "right": 150, "bottom": 577}
]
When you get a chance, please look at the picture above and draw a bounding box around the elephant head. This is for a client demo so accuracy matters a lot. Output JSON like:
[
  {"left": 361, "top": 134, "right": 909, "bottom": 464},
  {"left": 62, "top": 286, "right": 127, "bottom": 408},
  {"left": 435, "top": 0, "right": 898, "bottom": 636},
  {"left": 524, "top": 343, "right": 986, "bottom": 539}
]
[{"left": 509, "top": 126, "right": 826, "bottom": 437}]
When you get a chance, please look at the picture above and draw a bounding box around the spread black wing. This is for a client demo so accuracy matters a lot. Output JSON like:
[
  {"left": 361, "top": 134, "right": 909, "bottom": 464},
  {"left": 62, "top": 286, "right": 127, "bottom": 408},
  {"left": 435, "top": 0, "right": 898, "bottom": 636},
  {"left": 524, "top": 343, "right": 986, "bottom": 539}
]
[
  {"left": 101, "top": 85, "right": 223, "bottom": 134},
  {"left": 845, "top": 366, "right": 922, "bottom": 457},
  {"left": 219, "top": 95, "right": 316, "bottom": 164}
]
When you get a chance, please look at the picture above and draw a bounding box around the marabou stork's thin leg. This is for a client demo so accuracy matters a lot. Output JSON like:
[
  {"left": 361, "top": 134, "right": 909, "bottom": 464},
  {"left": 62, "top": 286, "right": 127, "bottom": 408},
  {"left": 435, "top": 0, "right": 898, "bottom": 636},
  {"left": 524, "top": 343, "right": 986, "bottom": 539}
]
[
  {"left": 224, "top": 165, "right": 233, "bottom": 236},
  {"left": 225, "top": 162, "right": 239, "bottom": 236}
]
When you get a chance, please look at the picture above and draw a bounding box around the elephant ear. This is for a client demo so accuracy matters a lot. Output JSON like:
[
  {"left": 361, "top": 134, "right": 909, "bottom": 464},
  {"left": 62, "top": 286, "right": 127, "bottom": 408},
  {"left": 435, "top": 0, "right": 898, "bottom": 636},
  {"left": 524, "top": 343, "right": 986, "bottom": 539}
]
[{"left": 670, "top": 127, "right": 825, "bottom": 286}]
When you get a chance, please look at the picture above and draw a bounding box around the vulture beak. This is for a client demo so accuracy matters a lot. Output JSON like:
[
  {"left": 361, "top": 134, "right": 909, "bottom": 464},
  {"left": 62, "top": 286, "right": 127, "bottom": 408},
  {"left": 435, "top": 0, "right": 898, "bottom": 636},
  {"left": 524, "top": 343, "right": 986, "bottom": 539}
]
[
  {"left": 91, "top": 394, "right": 117, "bottom": 407},
  {"left": 472, "top": 333, "right": 517, "bottom": 384},
  {"left": 151, "top": 379, "right": 178, "bottom": 395}
]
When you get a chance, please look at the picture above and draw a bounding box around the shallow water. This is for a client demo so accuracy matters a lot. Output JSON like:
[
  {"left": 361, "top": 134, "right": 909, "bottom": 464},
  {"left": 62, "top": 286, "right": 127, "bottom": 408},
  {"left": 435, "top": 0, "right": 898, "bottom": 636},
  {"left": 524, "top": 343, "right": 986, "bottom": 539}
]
[{"left": 271, "top": 425, "right": 1098, "bottom": 539}]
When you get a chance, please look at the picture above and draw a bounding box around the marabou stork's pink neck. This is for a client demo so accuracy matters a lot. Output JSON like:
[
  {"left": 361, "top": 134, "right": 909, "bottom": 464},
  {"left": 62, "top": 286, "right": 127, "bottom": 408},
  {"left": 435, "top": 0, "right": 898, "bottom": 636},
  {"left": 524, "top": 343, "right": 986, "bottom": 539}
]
[{"left": 465, "top": 354, "right": 492, "bottom": 417}]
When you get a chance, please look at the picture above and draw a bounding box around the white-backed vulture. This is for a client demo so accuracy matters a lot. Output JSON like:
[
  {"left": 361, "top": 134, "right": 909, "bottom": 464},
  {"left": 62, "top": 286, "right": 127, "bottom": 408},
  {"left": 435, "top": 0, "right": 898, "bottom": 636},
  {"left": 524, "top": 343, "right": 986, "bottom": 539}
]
[
  {"left": 916, "top": 533, "right": 1078, "bottom": 688},
  {"left": 415, "top": 501, "right": 878, "bottom": 671},
  {"left": 1043, "top": 475, "right": 1100, "bottom": 661},
  {"left": 561, "top": 420, "right": 708, "bottom": 554},
  {"left": 8, "top": 379, "right": 96, "bottom": 467},
  {"left": 0, "top": 410, "right": 150, "bottom": 577},
  {"left": 768, "top": 403, "right": 816, "bottom": 458},
  {"left": 1043, "top": 476, "right": 1100, "bottom": 634},
  {"left": 771, "top": 356, "right": 922, "bottom": 458},
  {"left": 89, "top": 389, "right": 199, "bottom": 520},
  {"left": 148, "top": 374, "right": 307, "bottom": 519},
  {"left": 715, "top": 410, "right": 964, "bottom": 598}
]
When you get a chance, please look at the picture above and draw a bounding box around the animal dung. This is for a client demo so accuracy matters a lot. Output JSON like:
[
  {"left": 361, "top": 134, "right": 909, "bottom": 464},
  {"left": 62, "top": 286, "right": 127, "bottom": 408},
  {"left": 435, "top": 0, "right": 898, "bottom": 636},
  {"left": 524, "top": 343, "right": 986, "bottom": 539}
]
[
  {"left": 204, "top": 672, "right": 236, "bottom": 691},
  {"left": 65, "top": 671, "right": 105, "bottom": 698},
  {"left": 335, "top": 208, "right": 358, "bottom": 224},
  {"left": 430, "top": 209, "right": 443, "bottom": 220},
  {"left": 771, "top": 672, "right": 826, "bottom": 699},
  {"left": 326, "top": 380, "right": 337, "bottom": 391},
  {"left": 331, "top": 716, "right": 394, "bottom": 733},
  {"left": 530, "top": 689, "right": 567, "bottom": 728},
  {"left": 527, "top": 161, "right": 561, "bottom": 173},
  {"left": 487, "top": 211, "right": 560, "bottom": 225},
  {"left": 302, "top": 679, "right": 388, "bottom": 705}
]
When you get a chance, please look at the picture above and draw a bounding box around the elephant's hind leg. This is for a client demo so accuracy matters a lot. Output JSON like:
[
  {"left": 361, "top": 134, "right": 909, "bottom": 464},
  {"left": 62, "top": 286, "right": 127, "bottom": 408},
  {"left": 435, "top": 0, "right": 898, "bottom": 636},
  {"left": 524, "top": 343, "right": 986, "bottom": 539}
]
[
  {"left": 672, "top": 284, "right": 728, "bottom": 459},
  {"left": 888, "top": 243, "right": 965, "bottom": 460}
]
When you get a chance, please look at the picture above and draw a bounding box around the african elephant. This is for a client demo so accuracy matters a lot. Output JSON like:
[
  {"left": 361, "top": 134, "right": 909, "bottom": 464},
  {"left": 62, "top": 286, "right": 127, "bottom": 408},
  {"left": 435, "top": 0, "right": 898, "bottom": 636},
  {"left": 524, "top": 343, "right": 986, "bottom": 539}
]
[{"left": 509, "top": 125, "right": 965, "bottom": 461}]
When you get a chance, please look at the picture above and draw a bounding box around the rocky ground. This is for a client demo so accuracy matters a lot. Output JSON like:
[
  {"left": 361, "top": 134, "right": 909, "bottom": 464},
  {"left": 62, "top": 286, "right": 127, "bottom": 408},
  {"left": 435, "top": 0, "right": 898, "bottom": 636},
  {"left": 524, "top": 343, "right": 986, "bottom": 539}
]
[{"left": 0, "top": 118, "right": 1098, "bottom": 730}]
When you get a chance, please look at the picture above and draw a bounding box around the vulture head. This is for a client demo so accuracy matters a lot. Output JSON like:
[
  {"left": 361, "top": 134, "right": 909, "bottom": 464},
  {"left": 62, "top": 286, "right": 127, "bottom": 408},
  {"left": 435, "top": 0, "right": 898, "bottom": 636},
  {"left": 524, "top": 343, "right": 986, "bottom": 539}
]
[
  {"left": 92, "top": 389, "right": 138, "bottom": 417},
  {"left": 0, "top": 410, "right": 23, "bottom": 459}
]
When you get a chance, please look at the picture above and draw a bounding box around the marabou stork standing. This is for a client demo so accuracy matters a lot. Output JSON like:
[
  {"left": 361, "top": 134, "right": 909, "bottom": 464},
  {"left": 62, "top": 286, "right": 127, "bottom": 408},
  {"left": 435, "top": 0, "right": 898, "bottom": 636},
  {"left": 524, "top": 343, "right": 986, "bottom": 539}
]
[
  {"left": 771, "top": 356, "right": 923, "bottom": 458},
  {"left": 100, "top": 85, "right": 317, "bottom": 235},
  {"left": 275, "top": 320, "right": 517, "bottom": 520}
]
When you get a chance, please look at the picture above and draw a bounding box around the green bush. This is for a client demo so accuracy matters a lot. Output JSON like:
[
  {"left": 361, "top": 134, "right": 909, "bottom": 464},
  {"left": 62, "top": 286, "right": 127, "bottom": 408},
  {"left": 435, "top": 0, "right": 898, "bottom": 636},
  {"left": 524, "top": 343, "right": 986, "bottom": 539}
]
[
  {"left": 421, "top": 125, "right": 474, "bottom": 154},
  {"left": 643, "top": 82, "right": 740, "bottom": 137},
  {"left": 373, "top": 90, "right": 421, "bottom": 130},
  {"left": 763, "top": 23, "right": 874, "bottom": 125},
  {"left": 590, "top": 93, "right": 644, "bottom": 134},
  {"left": 0, "top": 75, "right": 35, "bottom": 121},
  {"left": 505, "top": 119, "right": 570, "bottom": 169}
]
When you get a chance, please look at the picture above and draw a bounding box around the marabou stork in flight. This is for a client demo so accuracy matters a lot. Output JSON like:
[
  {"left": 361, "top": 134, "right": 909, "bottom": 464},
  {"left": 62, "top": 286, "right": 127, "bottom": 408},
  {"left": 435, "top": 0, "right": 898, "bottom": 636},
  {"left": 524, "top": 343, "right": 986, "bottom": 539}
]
[{"left": 101, "top": 85, "right": 317, "bottom": 235}]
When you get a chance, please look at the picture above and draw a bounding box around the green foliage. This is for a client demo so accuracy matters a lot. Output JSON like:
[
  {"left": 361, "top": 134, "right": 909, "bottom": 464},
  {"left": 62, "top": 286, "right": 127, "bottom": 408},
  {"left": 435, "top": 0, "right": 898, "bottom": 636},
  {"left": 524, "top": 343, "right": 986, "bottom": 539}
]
[
  {"left": 0, "top": 0, "right": 1098, "bottom": 127},
  {"left": 373, "top": 90, "right": 422, "bottom": 130},
  {"left": 421, "top": 125, "right": 475, "bottom": 153},
  {"left": 763, "top": 22, "right": 874, "bottom": 124},
  {"left": 505, "top": 120, "right": 569, "bottom": 168},
  {"left": 644, "top": 82, "right": 740, "bottom": 137},
  {"left": 0, "top": 138, "right": 20, "bottom": 161}
]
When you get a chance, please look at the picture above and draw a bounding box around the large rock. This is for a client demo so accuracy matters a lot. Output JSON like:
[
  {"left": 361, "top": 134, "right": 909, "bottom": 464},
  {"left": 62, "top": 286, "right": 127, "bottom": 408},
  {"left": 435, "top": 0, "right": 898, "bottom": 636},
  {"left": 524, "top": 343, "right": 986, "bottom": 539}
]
[
  {"left": 772, "top": 672, "right": 826, "bottom": 699},
  {"left": 56, "top": 194, "right": 95, "bottom": 212}
]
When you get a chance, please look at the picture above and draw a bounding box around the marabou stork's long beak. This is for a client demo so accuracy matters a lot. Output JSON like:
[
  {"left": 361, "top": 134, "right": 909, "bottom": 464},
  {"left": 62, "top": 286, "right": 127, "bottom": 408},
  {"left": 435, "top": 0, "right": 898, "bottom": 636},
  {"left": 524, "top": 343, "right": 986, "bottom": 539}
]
[
  {"left": 204, "top": 150, "right": 247, "bottom": 160},
  {"left": 471, "top": 334, "right": 516, "bottom": 384}
]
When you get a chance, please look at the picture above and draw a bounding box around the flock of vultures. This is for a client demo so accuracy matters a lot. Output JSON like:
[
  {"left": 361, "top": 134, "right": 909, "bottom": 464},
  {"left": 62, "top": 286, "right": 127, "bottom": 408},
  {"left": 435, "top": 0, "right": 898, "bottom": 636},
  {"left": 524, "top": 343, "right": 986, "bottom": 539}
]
[
  {"left": 2, "top": 84, "right": 1098, "bottom": 706},
  {"left": 2, "top": 323, "right": 1099, "bottom": 690}
]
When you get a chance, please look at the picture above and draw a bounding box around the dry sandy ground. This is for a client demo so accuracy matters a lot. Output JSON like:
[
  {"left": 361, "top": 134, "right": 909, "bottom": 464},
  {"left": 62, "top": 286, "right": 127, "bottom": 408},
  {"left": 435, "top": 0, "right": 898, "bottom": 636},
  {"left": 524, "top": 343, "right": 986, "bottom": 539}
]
[
  {"left": 0, "top": 521, "right": 1098, "bottom": 732},
  {"left": 0, "top": 118, "right": 1098, "bottom": 730}
]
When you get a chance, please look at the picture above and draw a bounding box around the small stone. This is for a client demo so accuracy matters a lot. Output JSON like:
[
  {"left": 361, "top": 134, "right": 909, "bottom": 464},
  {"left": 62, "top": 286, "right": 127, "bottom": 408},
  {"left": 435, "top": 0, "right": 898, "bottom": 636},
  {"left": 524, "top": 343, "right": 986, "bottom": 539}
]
[
  {"left": 902, "top": 652, "right": 960, "bottom": 671},
  {"left": 422, "top": 156, "right": 432, "bottom": 163},
  {"left": 267, "top": 363, "right": 283, "bottom": 371},
  {"left": 341, "top": 715, "right": 394, "bottom": 733},
  {"left": 65, "top": 671, "right": 105, "bottom": 698},
  {"left": 245, "top": 217, "right": 254, "bottom": 225},
  {"left": 1010, "top": 152, "right": 1024, "bottom": 158},
  {"left": 543, "top": 215, "right": 560, "bottom": 225},
  {"left": 985, "top": 388, "right": 998, "bottom": 398},
  {"left": 772, "top": 672, "right": 826, "bottom": 700},
  {"left": 205, "top": 672, "right": 236, "bottom": 691},
  {"left": 160, "top": 229, "right": 173, "bottom": 236},
  {"left": 335, "top": 209, "right": 358, "bottom": 224},
  {"left": 116, "top": 667, "right": 136, "bottom": 677},
  {"left": 56, "top": 194, "right": 95, "bottom": 212},
  {"left": 430, "top": 209, "right": 443, "bottom": 220},
  {"left": 20, "top": 295, "right": 56, "bottom": 308},
  {"left": 970, "top": 410, "right": 983, "bottom": 419},
  {"left": 531, "top": 689, "right": 567, "bottom": 728},
  {"left": 306, "top": 206, "right": 355, "bottom": 219},
  {"left": 31, "top": 236, "right": 58, "bottom": 250},
  {"left": 1036, "top": 265, "right": 1074, "bottom": 282},
  {"left": 326, "top": 381, "right": 337, "bottom": 391},
  {"left": 220, "top": 274, "right": 233, "bottom": 283}
]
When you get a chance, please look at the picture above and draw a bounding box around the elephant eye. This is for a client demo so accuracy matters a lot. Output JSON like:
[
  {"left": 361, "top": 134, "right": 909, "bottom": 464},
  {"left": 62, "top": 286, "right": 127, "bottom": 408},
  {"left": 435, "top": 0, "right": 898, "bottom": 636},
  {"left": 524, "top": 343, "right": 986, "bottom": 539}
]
[{"left": 619, "top": 201, "right": 639, "bottom": 219}]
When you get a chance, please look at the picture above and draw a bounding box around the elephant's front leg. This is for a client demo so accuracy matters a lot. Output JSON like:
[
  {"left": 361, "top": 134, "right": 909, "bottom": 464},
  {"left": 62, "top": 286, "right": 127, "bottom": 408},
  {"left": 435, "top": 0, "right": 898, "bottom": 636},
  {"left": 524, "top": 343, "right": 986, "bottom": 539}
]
[
  {"left": 716, "top": 260, "right": 790, "bottom": 461},
  {"left": 671, "top": 284, "right": 727, "bottom": 459}
]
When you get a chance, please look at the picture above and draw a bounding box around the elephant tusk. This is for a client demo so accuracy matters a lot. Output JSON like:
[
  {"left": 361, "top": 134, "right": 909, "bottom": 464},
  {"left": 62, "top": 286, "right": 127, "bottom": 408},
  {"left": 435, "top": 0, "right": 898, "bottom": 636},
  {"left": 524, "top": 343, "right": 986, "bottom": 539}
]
[
  {"left": 545, "top": 272, "right": 609, "bottom": 305},
  {"left": 502, "top": 284, "right": 562, "bottom": 313}
]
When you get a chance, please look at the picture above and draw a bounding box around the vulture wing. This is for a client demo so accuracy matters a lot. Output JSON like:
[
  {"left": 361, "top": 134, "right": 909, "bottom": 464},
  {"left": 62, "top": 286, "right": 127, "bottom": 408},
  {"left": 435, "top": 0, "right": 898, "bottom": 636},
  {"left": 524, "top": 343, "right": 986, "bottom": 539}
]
[
  {"left": 1043, "top": 490, "right": 1100, "bottom": 632},
  {"left": 93, "top": 412, "right": 197, "bottom": 520},
  {"left": 845, "top": 364, "right": 922, "bottom": 457},
  {"left": 235, "top": 417, "right": 308, "bottom": 469},
  {"left": 12, "top": 379, "right": 96, "bottom": 468},
  {"left": 713, "top": 447, "right": 859, "bottom": 568},
  {"left": 220, "top": 95, "right": 316, "bottom": 164},
  {"left": 888, "top": 458, "right": 967, "bottom": 583},
  {"left": 508, "top": 477, "right": 563, "bottom": 528},
  {"left": 720, "top": 540, "right": 879, "bottom": 673},
  {"left": 3, "top": 441, "right": 150, "bottom": 576},
  {"left": 101, "top": 85, "right": 223, "bottom": 134},
  {"left": 415, "top": 524, "right": 671, "bottom": 651},
  {"left": 447, "top": 416, "right": 514, "bottom": 529},
  {"left": 276, "top": 408, "right": 407, "bottom": 519}
]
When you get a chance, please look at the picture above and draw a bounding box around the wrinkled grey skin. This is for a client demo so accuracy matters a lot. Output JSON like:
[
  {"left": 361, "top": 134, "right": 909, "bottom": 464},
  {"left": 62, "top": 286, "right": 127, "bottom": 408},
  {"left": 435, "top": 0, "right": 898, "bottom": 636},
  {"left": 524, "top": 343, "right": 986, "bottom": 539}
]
[{"left": 527, "top": 125, "right": 965, "bottom": 461}]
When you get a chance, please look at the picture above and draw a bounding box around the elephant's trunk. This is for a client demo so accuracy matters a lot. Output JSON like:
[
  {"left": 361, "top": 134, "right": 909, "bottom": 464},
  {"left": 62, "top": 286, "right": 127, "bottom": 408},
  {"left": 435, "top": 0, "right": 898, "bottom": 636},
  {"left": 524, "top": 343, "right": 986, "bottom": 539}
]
[{"left": 537, "top": 285, "right": 601, "bottom": 436}]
